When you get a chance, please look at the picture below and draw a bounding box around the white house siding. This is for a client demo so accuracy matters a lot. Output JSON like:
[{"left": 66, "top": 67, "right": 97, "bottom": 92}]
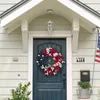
[
  {"left": 81, "top": 0, "right": 100, "bottom": 13},
  {"left": 29, "top": 15, "right": 100, "bottom": 100},
  {"left": 72, "top": 28, "right": 99, "bottom": 100},
  {"left": 0, "top": 28, "right": 28, "bottom": 100},
  {"left": 0, "top": 14, "right": 100, "bottom": 100},
  {"left": 0, "top": 14, "right": 71, "bottom": 100},
  {"left": 0, "top": 0, "right": 21, "bottom": 14}
]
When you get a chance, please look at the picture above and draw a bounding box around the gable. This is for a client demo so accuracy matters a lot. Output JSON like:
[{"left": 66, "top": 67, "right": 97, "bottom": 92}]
[
  {"left": 0, "top": 0, "right": 100, "bottom": 31},
  {"left": 0, "top": 0, "right": 100, "bottom": 53}
]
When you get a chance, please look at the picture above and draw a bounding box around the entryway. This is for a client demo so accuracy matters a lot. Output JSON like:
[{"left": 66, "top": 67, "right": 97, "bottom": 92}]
[{"left": 33, "top": 38, "right": 66, "bottom": 100}]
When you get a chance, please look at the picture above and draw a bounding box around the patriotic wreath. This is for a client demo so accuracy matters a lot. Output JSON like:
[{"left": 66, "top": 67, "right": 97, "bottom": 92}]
[{"left": 36, "top": 47, "right": 65, "bottom": 76}]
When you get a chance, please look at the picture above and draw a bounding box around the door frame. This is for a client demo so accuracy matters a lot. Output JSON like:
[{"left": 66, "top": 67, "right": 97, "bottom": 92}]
[{"left": 28, "top": 31, "right": 72, "bottom": 100}]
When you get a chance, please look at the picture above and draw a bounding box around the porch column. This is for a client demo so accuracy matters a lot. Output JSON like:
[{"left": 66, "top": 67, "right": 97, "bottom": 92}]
[
  {"left": 21, "top": 19, "right": 29, "bottom": 52},
  {"left": 72, "top": 17, "right": 79, "bottom": 52}
]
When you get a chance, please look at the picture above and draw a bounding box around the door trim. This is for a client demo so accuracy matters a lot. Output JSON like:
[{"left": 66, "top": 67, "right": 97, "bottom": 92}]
[{"left": 28, "top": 31, "right": 72, "bottom": 100}]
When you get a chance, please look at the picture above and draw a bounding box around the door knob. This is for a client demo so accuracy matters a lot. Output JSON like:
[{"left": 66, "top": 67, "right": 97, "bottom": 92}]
[
  {"left": 63, "top": 73, "right": 66, "bottom": 76},
  {"left": 63, "top": 79, "right": 66, "bottom": 82},
  {"left": 63, "top": 78, "right": 66, "bottom": 89}
]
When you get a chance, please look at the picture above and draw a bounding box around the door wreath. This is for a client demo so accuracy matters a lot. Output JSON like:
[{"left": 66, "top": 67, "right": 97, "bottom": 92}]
[{"left": 36, "top": 47, "right": 65, "bottom": 76}]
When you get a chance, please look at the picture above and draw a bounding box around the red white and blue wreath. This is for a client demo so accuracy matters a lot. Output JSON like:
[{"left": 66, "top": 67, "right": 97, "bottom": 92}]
[{"left": 36, "top": 47, "right": 65, "bottom": 76}]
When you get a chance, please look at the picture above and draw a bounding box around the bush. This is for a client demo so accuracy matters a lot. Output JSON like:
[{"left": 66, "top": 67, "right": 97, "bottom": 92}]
[
  {"left": 78, "top": 81, "right": 91, "bottom": 89},
  {"left": 8, "top": 82, "right": 31, "bottom": 100}
]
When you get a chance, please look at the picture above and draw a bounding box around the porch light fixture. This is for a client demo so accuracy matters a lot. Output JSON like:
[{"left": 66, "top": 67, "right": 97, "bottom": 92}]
[
  {"left": 47, "top": 20, "right": 53, "bottom": 34},
  {"left": 47, "top": 9, "right": 53, "bottom": 34}
]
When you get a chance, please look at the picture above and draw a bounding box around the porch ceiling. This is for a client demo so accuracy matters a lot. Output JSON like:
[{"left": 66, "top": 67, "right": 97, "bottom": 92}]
[{"left": 0, "top": 0, "right": 99, "bottom": 33}]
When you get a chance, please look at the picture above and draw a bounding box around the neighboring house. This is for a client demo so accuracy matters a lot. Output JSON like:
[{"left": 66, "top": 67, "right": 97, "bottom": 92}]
[
  {"left": 0, "top": 0, "right": 21, "bottom": 14},
  {"left": 81, "top": 0, "right": 100, "bottom": 13},
  {"left": 0, "top": 0, "right": 100, "bottom": 100}
]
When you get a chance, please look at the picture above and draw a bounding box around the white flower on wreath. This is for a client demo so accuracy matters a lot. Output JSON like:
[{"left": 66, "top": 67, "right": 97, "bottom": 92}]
[
  {"left": 62, "top": 61, "right": 65, "bottom": 63},
  {"left": 46, "top": 47, "right": 51, "bottom": 54},
  {"left": 53, "top": 58, "right": 56, "bottom": 60},
  {"left": 53, "top": 72, "right": 57, "bottom": 75},
  {"left": 41, "top": 65, "right": 45, "bottom": 69},
  {"left": 49, "top": 53, "right": 52, "bottom": 56},
  {"left": 46, "top": 48, "right": 50, "bottom": 54},
  {"left": 42, "top": 55, "right": 44, "bottom": 57},
  {"left": 45, "top": 72, "right": 49, "bottom": 75},
  {"left": 36, "top": 61, "right": 39, "bottom": 63},
  {"left": 44, "top": 66, "right": 48, "bottom": 71},
  {"left": 53, "top": 64, "right": 56, "bottom": 66},
  {"left": 56, "top": 63, "right": 59, "bottom": 66},
  {"left": 53, "top": 53, "right": 58, "bottom": 57},
  {"left": 48, "top": 64, "right": 51, "bottom": 67},
  {"left": 58, "top": 62, "right": 62, "bottom": 68},
  {"left": 51, "top": 67, "right": 54, "bottom": 71},
  {"left": 59, "top": 53, "right": 62, "bottom": 56}
]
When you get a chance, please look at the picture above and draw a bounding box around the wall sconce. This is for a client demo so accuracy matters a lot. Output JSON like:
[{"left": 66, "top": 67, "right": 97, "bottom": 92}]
[
  {"left": 47, "top": 9, "right": 53, "bottom": 34},
  {"left": 47, "top": 20, "right": 53, "bottom": 34}
]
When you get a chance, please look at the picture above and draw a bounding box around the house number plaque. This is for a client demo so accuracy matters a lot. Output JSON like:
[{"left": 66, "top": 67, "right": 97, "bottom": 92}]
[{"left": 76, "top": 57, "right": 85, "bottom": 62}]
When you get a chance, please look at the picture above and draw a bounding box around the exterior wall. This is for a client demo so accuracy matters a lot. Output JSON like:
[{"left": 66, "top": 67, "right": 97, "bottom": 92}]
[
  {"left": 0, "top": 0, "right": 21, "bottom": 14},
  {"left": 73, "top": 28, "right": 99, "bottom": 100},
  {"left": 0, "top": 28, "right": 28, "bottom": 99},
  {"left": 0, "top": 14, "right": 99, "bottom": 100},
  {"left": 30, "top": 15, "right": 100, "bottom": 100},
  {"left": 0, "top": 14, "right": 71, "bottom": 100},
  {"left": 81, "top": 0, "right": 100, "bottom": 13}
]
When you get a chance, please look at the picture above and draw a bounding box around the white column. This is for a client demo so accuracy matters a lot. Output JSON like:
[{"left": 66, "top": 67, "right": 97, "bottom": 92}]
[
  {"left": 21, "top": 19, "right": 29, "bottom": 52},
  {"left": 67, "top": 36, "right": 72, "bottom": 100},
  {"left": 72, "top": 17, "right": 79, "bottom": 52}
]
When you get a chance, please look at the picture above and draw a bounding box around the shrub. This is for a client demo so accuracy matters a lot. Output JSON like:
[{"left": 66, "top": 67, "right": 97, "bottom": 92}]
[{"left": 8, "top": 82, "right": 31, "bottom": 100}]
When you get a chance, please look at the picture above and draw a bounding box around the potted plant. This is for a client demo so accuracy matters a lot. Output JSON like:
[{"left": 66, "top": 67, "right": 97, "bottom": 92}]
[
  {"left": 8, "top": 82, "right": 31, "bottom": 100},
  {"left": 77, "top": 81, "right": 92, "bottom": 99}
]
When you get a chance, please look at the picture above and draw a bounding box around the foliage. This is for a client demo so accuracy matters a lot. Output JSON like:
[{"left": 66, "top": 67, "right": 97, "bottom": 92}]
[
  {"left": 8, "top": 82, "right": 31, "bottom": 100},
  {"left": 78, "top": 81, "right": 91, "bottom": 89}
]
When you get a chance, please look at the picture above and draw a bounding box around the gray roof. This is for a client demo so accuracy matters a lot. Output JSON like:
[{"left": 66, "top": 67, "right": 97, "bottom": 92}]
[
  {"left": 72, "top": 0, "right": 100, "bottom": 17},
  {"left": 0, "top": 0, "right": 30, "bottom": 18},
  {"left": 0, "top": 0, "right": 100, "bottom": 18}
]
